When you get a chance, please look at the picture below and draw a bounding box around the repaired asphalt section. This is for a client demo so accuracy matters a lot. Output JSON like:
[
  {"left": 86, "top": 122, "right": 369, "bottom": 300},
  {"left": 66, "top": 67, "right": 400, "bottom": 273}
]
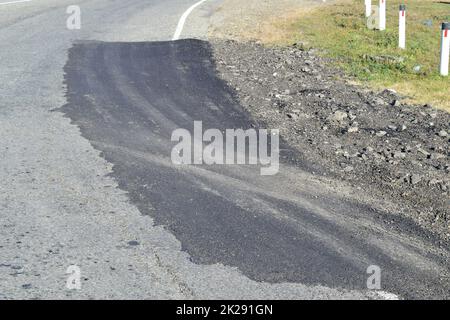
[{"left": 60, "top": 39, "right": 450, "bottom": 299}]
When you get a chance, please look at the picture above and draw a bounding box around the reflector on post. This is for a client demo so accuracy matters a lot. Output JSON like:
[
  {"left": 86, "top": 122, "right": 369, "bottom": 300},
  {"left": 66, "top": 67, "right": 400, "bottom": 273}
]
[
  {"left": 379, "top": 0, "right": 386, "bottom": 31},
  {"left": 440, "top": 23, "right": 450, "bottom": 76},
  {"left": 399, "top": 5, "right": 406, "bottom": 49},
  {"left": 365, "top": 0, "right": 371, "bottom": 18}
]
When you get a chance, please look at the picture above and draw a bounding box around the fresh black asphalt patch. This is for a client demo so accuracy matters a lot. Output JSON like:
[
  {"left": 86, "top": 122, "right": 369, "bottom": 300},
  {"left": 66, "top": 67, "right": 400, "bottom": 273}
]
[{"left": 60, "top": 39, "right": 450, "bottom": 298}]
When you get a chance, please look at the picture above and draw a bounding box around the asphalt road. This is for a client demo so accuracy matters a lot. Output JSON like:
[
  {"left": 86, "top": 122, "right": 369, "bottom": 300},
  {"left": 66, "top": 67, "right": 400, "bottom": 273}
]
[{"left": 0, "top": 0, "right": 449, "bottom": 299}]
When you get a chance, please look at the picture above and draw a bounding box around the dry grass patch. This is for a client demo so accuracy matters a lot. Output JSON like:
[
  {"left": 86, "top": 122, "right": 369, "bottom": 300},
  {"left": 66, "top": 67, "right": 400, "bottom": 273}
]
[{"left": 228, "top": 0, "right": 450, "bottom": 111}]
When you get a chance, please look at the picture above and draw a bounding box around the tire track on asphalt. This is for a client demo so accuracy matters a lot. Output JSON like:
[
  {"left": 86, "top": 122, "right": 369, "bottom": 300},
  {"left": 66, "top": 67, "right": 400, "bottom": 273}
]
[{"left": 59, "top": 39, "right": 450, "bottom": 299}]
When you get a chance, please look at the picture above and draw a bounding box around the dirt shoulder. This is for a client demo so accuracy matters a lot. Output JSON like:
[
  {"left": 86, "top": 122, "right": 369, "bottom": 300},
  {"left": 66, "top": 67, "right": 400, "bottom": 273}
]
[
  {"left": 208, "top": 1, "right": 450, "bottom": 241},
  {"left": 209, "top": 0, "right": 324, "bottom": 43}
]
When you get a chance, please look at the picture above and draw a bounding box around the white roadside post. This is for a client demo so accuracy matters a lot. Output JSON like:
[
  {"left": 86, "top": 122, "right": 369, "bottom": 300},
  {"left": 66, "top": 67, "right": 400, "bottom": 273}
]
[
  {"left": 440, "top": 23, "right": 450, "bottom": 76},
  {"left": 379, "top": 0, "right": 386, "bottom": 31},
  {"left": 399, "top": 5, "right": 406, "bottom": 49},
  {"left": 365, "top": 0, "right": 372, "bottom": 18}
]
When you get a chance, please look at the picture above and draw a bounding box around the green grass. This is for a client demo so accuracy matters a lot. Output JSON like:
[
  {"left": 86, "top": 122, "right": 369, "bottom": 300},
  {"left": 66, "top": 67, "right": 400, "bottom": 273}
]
[{"left": 284, "top": 0, "right": 450, "bottom": 111}]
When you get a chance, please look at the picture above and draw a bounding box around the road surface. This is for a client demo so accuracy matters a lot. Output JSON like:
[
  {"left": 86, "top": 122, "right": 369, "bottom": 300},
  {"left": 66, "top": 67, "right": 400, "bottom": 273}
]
[{"left": 0, "top": 0, "right": 449, "bottom": 299}]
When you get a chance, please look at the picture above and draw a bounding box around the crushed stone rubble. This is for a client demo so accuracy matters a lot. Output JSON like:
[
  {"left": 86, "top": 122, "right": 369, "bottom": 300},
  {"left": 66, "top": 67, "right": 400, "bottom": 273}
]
[{"left": 211, "top": 40, "right": 450, "bottom": 241}]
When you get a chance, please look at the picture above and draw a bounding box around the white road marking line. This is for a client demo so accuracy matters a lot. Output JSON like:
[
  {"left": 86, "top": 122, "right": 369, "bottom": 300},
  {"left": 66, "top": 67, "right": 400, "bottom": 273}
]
[
  {"left": 173, "top": 0, "right": 208, "bottom": 40},
  {"left": 0, "top": 0, "right": 32, "bottom": 5}
]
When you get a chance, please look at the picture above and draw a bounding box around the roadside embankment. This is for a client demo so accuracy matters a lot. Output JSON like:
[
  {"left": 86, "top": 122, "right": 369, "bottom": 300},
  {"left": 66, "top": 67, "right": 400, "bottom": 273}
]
[
  {"left": 211, "top": 39, "right": 449, "bottom": 241},
  {"left": 210, "top": 0, "right": 450, "bottom": 111},
  {"left": 208, "top": 1, "right": 450, "bottom": 241}
]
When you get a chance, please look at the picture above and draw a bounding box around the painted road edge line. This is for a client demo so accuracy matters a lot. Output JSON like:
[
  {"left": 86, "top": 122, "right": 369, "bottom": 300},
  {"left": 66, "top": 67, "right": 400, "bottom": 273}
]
[
  {"left": 173, "top": 0, "right": 208, "bottom": 41},
  {"left": 0, "top": 0, "right": 32, "bottom": 5}
]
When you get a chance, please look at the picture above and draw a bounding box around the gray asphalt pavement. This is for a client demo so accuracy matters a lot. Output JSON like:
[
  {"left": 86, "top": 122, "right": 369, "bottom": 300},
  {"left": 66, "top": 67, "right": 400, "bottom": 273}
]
[{"left": 0, "top": 0, "right": 449, "bottom": 299}]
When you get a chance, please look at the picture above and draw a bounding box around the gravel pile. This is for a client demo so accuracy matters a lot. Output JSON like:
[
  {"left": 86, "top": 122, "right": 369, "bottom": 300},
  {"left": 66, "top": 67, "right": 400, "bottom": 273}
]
[{"left": 211, "top": 40, "right": 450, "bottom": 241}]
